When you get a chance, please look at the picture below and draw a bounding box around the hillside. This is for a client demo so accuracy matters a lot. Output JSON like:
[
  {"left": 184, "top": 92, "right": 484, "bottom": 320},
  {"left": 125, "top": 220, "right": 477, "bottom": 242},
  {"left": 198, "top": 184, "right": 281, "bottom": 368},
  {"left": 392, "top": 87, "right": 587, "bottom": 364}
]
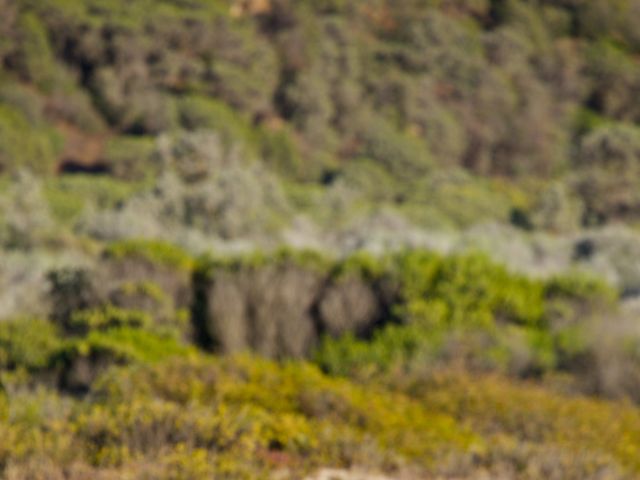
[
  {"left": 2, "top": 0, "right": 640, "bottom": 478},
  {"left": 2, "top": 0, "right": 640, "bottom": 232}
]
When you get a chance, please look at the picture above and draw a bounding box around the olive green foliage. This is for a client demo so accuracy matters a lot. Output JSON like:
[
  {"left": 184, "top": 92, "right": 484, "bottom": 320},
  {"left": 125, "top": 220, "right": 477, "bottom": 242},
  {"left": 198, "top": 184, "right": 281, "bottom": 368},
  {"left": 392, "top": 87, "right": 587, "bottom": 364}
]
[
  {"left": 571, "top": 122, "right": 640, "bottom": 224},
  {"left": 357, "top": 116, "right": 433, "bottom": 182},
  {"left": 43, "top": 174, "right": 143, "bottom": 225},
  {"left": 195, "top": 247, "right": 331, "bottom": 277},
  {"left": 0, "top": 0, "right": 630, "bottom": 180},
  {"left": 55, "top": 326, "right": 190, "bottom": 366},
  {"left": 68, "top": 305, "right": 151, "bottom": 334},
  {"left": 255, "top": 125, "right": 305, "bottom": 179},
  {"left": 0, "top": 318, "right": 61, "bottom": 371},
  {"left": 104, "top": 239, "right": 194, "bottom": 272},
  {"left": 103, "top": 136, "right": 156, "bottom": 180},
  {"left": 0, "top": 103, "right": 60, "bottom": 174},
  {"left": 0, "top": 0, "right": 639, "bottom": 228},
  {"left": 315, "top": 250, "right": 618, "bottom": 383},
  {"left": 13, "top": 13, "right": 58, "bottom": 91},
  {"left": 176, "top": 95, "right": 255, "bottom": 149}
]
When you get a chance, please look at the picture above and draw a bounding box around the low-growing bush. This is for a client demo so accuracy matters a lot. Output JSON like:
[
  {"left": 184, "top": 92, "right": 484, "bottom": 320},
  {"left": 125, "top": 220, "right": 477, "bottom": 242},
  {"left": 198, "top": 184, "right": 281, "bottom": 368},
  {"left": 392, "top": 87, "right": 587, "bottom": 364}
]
[
  {"left": 255, "top": 125, "right": 305, "bottom": 179},
  {"left": 176, "top": 95, "right": 255, "bottom": 150},
  {"left": 315, "top": 250, "right": 622, "bottom": 384},
  {"left": 102, "top": 136, "right": 156, "bottom": 181},
  {"left": 104, "top": 239, "right": 194, "bottom": 272},
  {"left": 68, "top": 306, "right": 151, "bottom": 335},
  {"left": 44, "top": 174, "right": 143, "bottom": 223},
  {"left": 0, "top": 318, "right": 61, "bottom": 371},
  {"left": 2, "top": 355, "right": 640, "bottom": 478},
  {"left": 355, "top": 115, "right": 433, "bottom": 183},
  {"left": 0, "top": 104, "right": 60, "bottom": 174},
  {"left": 54, "top": 327, "right": 192, "bottom": 393}
]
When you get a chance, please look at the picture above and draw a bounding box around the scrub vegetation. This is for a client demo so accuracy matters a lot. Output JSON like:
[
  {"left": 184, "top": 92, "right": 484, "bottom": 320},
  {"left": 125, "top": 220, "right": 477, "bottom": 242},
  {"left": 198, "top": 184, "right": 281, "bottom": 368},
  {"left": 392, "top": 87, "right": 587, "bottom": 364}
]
[{"left": 2, "top": 0, "right": 640, "bottom": 478}]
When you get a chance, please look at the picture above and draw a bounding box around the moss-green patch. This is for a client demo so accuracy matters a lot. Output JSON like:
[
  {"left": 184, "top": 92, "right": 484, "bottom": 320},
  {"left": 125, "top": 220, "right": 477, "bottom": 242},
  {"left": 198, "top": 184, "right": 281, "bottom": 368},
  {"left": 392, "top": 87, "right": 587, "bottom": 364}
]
[
  {"left": 195, "top": 247, "right": 332, "bottom": 279},
  {"left": 103, "top": 135, "right": 156, "bottom": 181},
  {"left": 56, "top": 327, "right": 192, "bottom": 366},
  {"left": 0, "top": 318, "right": 62, "bottom": 371},
  {"left": 44, "top": 175, "right": 145, "bottom": 224},
  {"left": 0, "top": 103, "right": 61, "bottom": 174},
  {"left": 104, "top": 239, "right": 194, "bottom": 271},
  {"left": 177, "top": 95, "right": 256, "bottom": 149},
  {"left": 68, "top": 305, "right": 151, "bottom": 334}
]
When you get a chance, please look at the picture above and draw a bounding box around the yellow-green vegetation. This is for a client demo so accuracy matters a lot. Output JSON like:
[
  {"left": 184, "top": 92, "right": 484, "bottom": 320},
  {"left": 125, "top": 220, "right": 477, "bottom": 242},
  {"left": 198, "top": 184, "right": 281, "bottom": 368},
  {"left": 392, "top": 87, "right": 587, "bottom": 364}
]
[
  {"left": 1, "top": 355, "right": 640, "bottom": 478},
  {"left": 315, "top": 250, "right": 617, "bottom": 382},
  {"left": 68, "top": 305, "right": 151, "bottom": 333},
  {"left": 416, "top": 372, "right": 640, "bottom": 475},
  {"left": 104, "top": 239, "right": 194, "bottom": 272},
  {"left": 0, "top": 103, "right": 60, "bottom": 174},
  {"left": 0, "top": 318, "right": 62, "bottom": 371},
  {"left": 194, "top": 247, "right": 331, "bottom": 278},
  {"left": 103, "top": 136, "right": 156, "bottom": 180},
  {"left": 0, "top": 246, "right": 638, "bottom": 477},
  {"left": 43, "top": 175, "right": 145, "bottom": 224},
  {"left": 55, "top": 327, "right": 192, "bottom": 366},
  {"left": 3, "top": 0, "right": 640, "bottom": 476}
]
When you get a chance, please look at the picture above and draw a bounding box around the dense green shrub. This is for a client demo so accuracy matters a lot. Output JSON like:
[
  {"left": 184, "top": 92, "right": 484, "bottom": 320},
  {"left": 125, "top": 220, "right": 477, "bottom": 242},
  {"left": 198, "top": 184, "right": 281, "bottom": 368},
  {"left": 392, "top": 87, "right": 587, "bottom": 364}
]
[
  {"left": 0, "top": 318, "right": 61, "bottom": 371},
  {"left": 0, "top": 82, "right": 46, "bottom": 126},
  {"left": 43, "top": 174, "right": 144, "bottom": 227},
  {"left": 334, "top": 158, "right": 400, "bottom": 204},
  {"left": 54, "top": 326, "right": 192, "bottom": 393},
  {"left": 205, "top": 19, "right": 280, "bottom": 116},
  {"left": 56, "top": 327, "right": 190, "bottom": 366},
  {"left": 176, "top": 95, "right": 254, "bottom": 148},
  {"left": 155, "top": 130, "right": 233, "bottom": 182},
  {"left": 12, "top": 13, "right": 59, "bottom": 91},
  {"left": 0, "top": 104, "right": 60, "bottom": 174},
  {"left": 393, "top": 251, "right": 545, "bottom": 328},
  {"left": 356, "top": 115, "right": 433, "bottom": 182},
  {"left": 315, "top": 250, "right": 619, "bottom": 382},
  {"left": 526, "top": 182, "right": 583, "bottom": 232}
]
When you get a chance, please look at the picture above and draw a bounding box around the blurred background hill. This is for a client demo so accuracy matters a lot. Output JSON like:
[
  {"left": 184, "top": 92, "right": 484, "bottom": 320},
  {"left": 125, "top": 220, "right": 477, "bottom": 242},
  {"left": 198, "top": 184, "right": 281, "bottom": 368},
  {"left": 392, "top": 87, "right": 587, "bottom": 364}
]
[
  {"left": 2, "top": 0, "right": 640, "bottom": 326},
  {"left": 3, "top": 1, "right": 640, "bottom": 478}
]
